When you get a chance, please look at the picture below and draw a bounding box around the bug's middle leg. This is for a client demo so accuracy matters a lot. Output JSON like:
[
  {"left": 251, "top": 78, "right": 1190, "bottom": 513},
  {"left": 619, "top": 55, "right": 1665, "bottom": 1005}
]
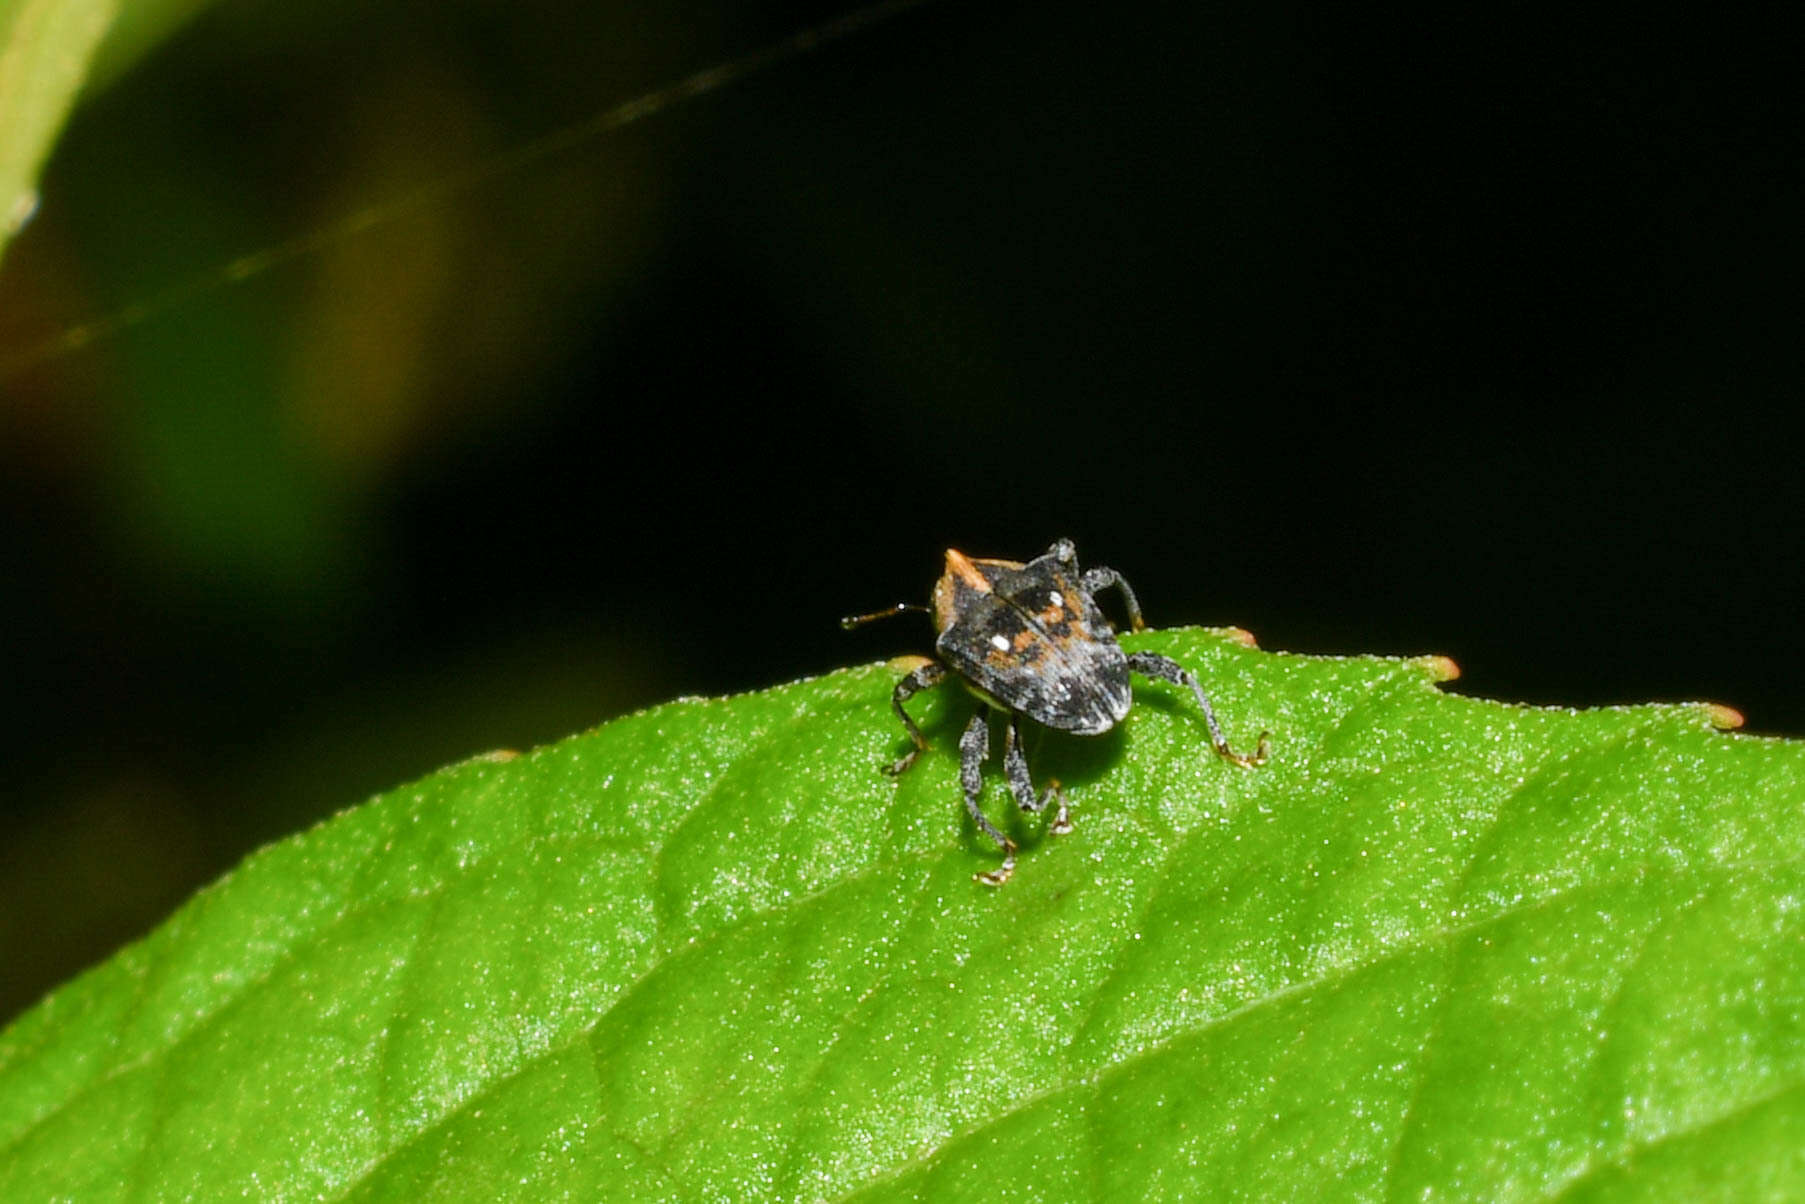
[
  {"left": 1126, "top": 650, "right": 1270, "bottom": 767},
  {"left": 1002, "top": 714, "right": 1070, "bottom": 835},
  {"left": 960, "top": 710, "right": 1018, "bottom": 886}
]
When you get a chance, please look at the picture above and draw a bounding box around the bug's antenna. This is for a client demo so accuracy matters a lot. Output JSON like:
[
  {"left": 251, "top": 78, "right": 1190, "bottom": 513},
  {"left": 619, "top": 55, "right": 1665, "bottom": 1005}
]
[{"left": 840, "top": 603, "right": 930, "bottom": 630}]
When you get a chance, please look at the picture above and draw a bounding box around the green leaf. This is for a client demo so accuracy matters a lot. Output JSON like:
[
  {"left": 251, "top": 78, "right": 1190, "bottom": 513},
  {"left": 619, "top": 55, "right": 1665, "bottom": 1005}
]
[
  {"left": 0, "top": 0, "right": 219, "bottom": 266},
  {"left": 2, "top": 628, "right": 1801, "bottom": 1200}
]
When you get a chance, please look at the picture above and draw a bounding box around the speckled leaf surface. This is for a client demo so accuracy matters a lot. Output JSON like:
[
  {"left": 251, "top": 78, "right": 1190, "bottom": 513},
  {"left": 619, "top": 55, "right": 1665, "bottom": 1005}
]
[{"left": 2, "top": 628, "right": 1801, "bottom": 1201}]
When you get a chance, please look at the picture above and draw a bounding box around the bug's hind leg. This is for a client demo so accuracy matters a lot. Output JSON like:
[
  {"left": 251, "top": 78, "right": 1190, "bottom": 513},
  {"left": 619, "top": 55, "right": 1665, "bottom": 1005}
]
[
  {"left": 1126, "top": 651, "right": 1270, "bottom": 767},
  {"left": 1003, "top": 714, "right": 1070, "bottom": 836},
  {"left": 883, "top": 659, "right": 947, "bottom": 777},
  {"left": 960, "top": 711, "right": 1017, "bottom": 886}
]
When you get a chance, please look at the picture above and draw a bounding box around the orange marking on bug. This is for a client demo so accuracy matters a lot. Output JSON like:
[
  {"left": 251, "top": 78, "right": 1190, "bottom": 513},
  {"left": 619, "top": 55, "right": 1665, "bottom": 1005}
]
[
  {"left": 943, "top": 548, "right": 993, "bottom": 593},
  {"left": 1013, "top": 629, "right": 1038, "bottom": 652}
]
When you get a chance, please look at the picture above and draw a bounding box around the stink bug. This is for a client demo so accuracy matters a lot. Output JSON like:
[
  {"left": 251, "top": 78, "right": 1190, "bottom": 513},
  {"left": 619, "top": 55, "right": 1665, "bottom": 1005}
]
[{"left": 842, "top": 538, "right": 1268, "bottom": 886}]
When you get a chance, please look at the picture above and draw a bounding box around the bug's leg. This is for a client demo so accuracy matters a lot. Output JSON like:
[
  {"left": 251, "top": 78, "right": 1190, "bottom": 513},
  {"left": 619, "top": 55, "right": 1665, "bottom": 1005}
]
[
  {"left": 883, "top": 659, "right": 948, "bottom": 776},
  {"left": 1126, "top": 650, "right": 1270, "bottom": 767},
  {"left": 961, "top": 711, "right": 1017, "bottom": 886},
  {"left": 1081, "top": 565, "right": 1148, "bottom": 632},
  {"left": 1003, "top": 713, "right": 1070, "bottom": 835}
]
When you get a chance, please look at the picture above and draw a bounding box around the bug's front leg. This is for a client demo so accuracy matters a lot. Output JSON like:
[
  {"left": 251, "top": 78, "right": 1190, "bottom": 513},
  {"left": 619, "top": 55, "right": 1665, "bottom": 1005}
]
[
  {"left": 960, "top": 711, "right": 1017, "bottom": 886},
  {"left": 1126, "top": 651, "right": 1270, "bottom": 767},
  {"left": 1081, "top": 564, "right": 1148, "bottom": 632},
  {"left": 883, "top": 659, "right": 947, "bottom": 776},
  {"left": 1002, "top": 713, "right": 1070, "bottom": 835}
]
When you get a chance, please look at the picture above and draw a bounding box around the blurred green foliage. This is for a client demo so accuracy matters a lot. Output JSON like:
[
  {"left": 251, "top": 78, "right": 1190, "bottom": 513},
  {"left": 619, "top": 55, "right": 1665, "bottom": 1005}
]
[
  {"left": 1, "top": 0, "right": 229, "bottom": 265},
  {"left": 0, "top": 0, "right": 698, "bottom": 1019}
]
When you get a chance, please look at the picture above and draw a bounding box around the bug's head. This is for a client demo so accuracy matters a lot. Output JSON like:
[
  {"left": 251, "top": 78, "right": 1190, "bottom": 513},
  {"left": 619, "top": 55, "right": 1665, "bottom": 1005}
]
[{"left": 931, "top": 547, "right": 997, "bottom": 634}]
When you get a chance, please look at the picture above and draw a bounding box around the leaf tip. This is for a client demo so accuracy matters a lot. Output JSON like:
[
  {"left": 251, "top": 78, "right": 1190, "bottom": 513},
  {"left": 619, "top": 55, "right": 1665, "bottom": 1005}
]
[
  {"left": 1702, "top": 702, "right": 1746, "bottom": 730},
  {"left": 1414, "top": 654, "right": 1462, "bottom": 682}
]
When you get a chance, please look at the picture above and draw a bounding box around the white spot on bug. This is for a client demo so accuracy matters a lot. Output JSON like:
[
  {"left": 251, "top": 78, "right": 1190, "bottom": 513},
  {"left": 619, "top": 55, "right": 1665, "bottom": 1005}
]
[
  {"left": 990, "top": 634, "right": 1010, "bottom": 651},
  {"left": 1048, "top": 591, "right": 1063, "bottom": 607}
]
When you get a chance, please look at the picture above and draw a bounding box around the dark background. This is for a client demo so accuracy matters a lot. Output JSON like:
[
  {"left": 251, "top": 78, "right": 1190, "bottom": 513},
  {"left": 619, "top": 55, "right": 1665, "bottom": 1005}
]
[{"left": 1, "top": 0, "right": 1799, "bottom": 1023}]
